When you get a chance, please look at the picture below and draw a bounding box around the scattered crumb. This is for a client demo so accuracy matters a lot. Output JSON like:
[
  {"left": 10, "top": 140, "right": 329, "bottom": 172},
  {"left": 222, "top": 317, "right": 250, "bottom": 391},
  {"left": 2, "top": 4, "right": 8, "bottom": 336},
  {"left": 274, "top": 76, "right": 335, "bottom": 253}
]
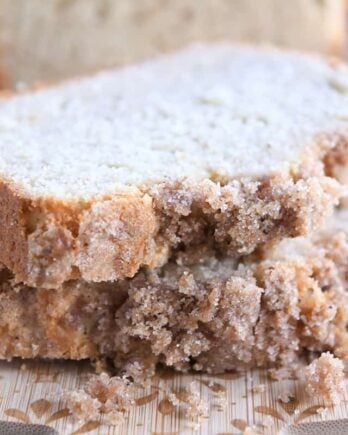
[
  {"left": 64, "top": 390, "right": 101, "bottom": 422},
  {"left": 203, "top": 380, "right": 227, "bottom": 410},
  {"left": 268, "top": 367, "right": 297, "bottom": 381},
  {"left": 168, "top": 381, "right": 208, "bottom": 424},
  {"left": 64, "top": 373, "right": 134, "bottom": 425},
  {"left": 20, "top": 364, "right": 27, "bottom": 371},
  {"left": 243, "top": 425, "right": 262, "bottom": 434},
  {"left": 278, "top": 389, "right": 292, "bottom": 403},
  {"left": 121, "top": 360, "right": 155, "bottom": 386},
  {"left": 262, "top": 415, "right": 273, "bottom": 428},
  {"left": 317, "top": 407, "right": 329, "bottom": 418},
  {"left": 252, "top": 384, "right": 266, "bottom": 394},
  {"left": 304, "top": 352, "right": 346, "bottom": 406},
  {"left": 214, "top": 393, "right": 227, "bottom": 411}
]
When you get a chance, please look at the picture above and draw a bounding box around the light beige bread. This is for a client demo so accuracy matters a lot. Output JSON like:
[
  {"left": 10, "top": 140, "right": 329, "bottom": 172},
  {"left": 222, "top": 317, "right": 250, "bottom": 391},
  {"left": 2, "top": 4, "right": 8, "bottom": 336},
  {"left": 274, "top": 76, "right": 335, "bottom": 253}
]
[
  {"left": 1, "top": 44, "right": 348, "bottom": 288},
  {"left": 0, "top": 209, "right": 347, "bottom": 379},
  {"left": 0, "top": 0, "right": 345, "bottom": 87}
]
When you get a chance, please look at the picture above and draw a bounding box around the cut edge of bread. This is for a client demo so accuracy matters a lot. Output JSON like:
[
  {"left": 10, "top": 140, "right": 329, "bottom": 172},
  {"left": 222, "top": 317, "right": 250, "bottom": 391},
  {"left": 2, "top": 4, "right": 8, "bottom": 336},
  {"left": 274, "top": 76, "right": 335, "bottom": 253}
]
[{"left": 0, "top": 127, "right": 346, "bottom": 288}]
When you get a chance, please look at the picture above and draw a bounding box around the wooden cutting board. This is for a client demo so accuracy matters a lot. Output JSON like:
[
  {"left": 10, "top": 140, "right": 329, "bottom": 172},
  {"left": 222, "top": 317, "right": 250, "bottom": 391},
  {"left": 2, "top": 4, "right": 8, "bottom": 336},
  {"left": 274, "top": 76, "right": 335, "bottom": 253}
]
[{"left": 0, "top": 360, "right": 347, "bottom": 434}]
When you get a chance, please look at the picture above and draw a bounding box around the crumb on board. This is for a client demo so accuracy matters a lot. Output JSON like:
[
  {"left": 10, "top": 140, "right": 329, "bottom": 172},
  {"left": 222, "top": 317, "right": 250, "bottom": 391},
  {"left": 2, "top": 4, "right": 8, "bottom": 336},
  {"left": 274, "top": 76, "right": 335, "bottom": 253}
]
[
  {"left": 64, "top": 390, "right": 101, "bottom": 422},
  {"left": 304, "top": 352, "right": 346, "bottom": 407},
  {"left": 214, "top": 393, "right": 227, "bottom": 410},
  {"left": 317, "top": 406, "right": 329, "bottom": 418},
  {"left": 278, "top": 389, "right": 293, "bottom": 403},
  {"left": 64, "top": 373, "right": 134, "bottom": 425},
  {"left": 252, "top": 384, "right": 266, "bottom": 394},
  {"left": 262, "top": 415, "right": 273, "bottom": 428},
  {"left": 243, "top": 425, "right": 262, "bottom": 434},
  {"left": 268, "top": 366, "right": 298, "bottom": 381},
  {"left": 168, "top": 381, "right": 209, "bottom": 421},
  {"left": 64, "top": 374, "right": 209, "bottom": 428}
]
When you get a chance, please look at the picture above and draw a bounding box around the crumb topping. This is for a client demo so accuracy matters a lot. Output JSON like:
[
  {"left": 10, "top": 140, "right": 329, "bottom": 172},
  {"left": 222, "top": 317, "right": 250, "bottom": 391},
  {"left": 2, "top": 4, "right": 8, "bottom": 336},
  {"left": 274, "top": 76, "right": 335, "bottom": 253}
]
[{"left": 304, "top": 353, "right": 346, "bottom": 406}]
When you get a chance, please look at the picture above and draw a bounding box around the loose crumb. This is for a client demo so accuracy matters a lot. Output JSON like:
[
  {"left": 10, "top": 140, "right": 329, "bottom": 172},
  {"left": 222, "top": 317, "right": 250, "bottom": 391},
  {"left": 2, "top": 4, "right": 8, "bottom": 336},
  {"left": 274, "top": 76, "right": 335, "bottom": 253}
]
[
  {"left": 268, "top": 367, "right": 297, "bottom": 381},
  {"left": 317, "top": 407, "right": 329, "bottom": 418},
  {"left": 168, "top": 381, "right": 208, "bottom": 422},
  {"left": 214, "top": 394, "right": 227, "bottom": 411},
  {"left": 64, "top": 373, "right": 134, "bottom": 425},
  {"left": 278, "top": 389, "right": 293, "bottom": 403},
  {"left": 243, "top": 425, "right": 262, "bottom": 434},
  {"left": 64, "top": 390, "right": 101, "bottom": 422},
  {"left": 252, "top": 384, "right": 266, "bottom": 394},
  {"left": 304, "top": 352, "right": 346, "bottom": 406},
  {"left": 262, "top": 415, "right": 273, "bottom": 428}
]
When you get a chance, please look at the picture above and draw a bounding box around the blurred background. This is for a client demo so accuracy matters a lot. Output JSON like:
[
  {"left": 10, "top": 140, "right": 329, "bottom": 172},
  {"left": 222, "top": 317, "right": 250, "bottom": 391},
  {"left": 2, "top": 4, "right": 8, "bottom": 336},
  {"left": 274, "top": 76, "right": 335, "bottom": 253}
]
[{"left": 0, "top": 0, "right": 346, "bottom": 89}]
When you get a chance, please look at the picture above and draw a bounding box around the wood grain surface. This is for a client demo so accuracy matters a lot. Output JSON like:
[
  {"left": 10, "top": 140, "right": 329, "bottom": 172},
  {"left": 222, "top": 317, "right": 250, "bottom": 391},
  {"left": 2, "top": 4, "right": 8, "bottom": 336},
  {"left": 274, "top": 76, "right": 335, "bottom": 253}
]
[{"left": 0, "top": 360, "right": 347, "bottom": 434}]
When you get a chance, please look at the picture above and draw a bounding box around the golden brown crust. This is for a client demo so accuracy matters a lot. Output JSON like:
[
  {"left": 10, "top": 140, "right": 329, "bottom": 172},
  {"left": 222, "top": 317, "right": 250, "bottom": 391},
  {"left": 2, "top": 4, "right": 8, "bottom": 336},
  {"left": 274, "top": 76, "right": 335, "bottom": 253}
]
[
  {"left": 0, "top": 270, "right": 126, "bottom": 359},
  {"left": 0, "top": 182, "right": 30, "bottom": 283}
]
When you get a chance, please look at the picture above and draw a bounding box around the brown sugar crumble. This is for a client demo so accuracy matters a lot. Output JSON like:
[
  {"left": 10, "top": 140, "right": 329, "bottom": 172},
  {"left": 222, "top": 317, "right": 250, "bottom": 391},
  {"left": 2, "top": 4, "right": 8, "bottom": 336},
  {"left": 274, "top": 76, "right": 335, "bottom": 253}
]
[
  {"left": 304, "top": 352, "right": 346, "bottom": 407},
  {"left": 64, "top": 373, "right": 134, "bottom": 425},
  {"left": 112, "top": 228, "right": 348, "bottom": 378},
  {"left": 64, "top": 375, "right": 210, "bottom": 427},
  {"left": 0, "top": 219, "right": 348, "bottom": 378},
  {"left": 252, "top": 384, "right": 266, "bottom": 394},
  {"left": 0, "top": 213, "right": 348, "bottom": 418}
]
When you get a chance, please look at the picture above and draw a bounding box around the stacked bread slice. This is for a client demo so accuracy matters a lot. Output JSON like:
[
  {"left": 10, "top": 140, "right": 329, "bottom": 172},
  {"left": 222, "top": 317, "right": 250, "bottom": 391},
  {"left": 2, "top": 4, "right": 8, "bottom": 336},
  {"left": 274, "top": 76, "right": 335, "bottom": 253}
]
[{"left": 0, "top": 44, "right": 347, "bottom": 379}]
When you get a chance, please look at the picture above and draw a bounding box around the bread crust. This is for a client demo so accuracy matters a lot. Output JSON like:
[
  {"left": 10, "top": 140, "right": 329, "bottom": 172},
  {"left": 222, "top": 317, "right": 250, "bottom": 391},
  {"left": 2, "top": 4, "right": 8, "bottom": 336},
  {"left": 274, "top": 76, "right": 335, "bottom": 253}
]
[
  {"left": 0, "top": 181, "right": 30, "bottom": 283},
  {"left": 0, "top": 132, "right": 346, "bottom": 288}
]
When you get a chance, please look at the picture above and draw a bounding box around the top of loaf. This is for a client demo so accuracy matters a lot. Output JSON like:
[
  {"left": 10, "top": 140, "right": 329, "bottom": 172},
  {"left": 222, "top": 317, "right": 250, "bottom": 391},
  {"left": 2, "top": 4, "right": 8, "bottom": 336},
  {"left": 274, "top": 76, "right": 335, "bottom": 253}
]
[{"left": 1, "top": 43, "right": 348, "bottom": 199}]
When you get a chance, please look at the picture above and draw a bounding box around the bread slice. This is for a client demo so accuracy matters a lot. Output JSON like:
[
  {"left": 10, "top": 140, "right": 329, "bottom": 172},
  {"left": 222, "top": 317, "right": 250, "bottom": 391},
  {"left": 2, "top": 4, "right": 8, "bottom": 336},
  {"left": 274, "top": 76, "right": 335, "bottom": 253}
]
[
  {"left": 1, "top": 44, "right": 348, "bottom": 288},
  {"left": 0, "top": 0, "right": 345, "bottom": 87},
  {"left": 0, "top": 209, "right": 347, "bottom": 378}
]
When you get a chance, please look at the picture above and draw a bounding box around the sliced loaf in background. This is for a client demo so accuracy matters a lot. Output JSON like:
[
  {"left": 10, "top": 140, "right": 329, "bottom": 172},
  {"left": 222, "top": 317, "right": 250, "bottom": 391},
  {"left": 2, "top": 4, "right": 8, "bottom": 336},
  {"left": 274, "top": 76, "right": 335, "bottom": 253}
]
[
  {"left": 0, "top": 44, "right": 347, "bottom": 288},
  {"left": 0, "top": 0, "right": 345, "bottom": 87}
]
